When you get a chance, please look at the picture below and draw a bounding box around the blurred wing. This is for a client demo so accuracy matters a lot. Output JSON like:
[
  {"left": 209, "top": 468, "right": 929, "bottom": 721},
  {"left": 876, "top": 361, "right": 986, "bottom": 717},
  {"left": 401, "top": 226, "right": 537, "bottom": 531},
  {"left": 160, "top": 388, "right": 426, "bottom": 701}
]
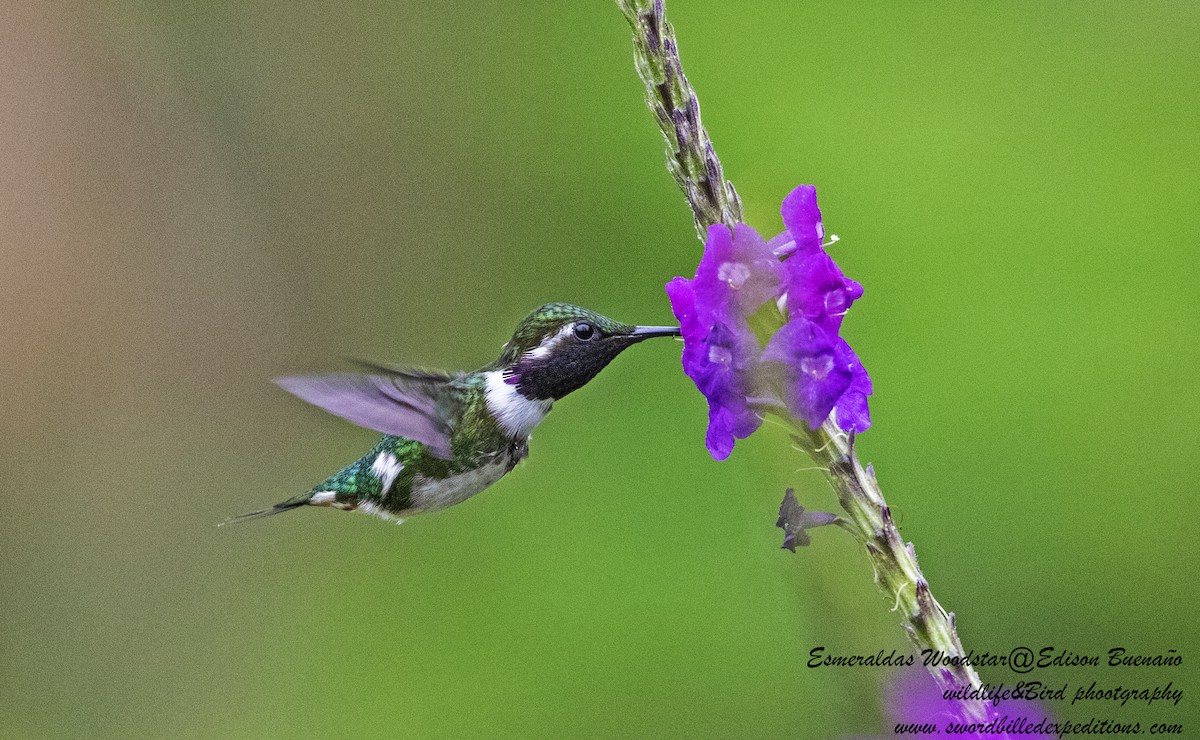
[
  {"left": 343, "top": 357, "right": 452, "bottom": 381},
  {"left": 276, "top": 372, "right": 462, "bottom": 459}
]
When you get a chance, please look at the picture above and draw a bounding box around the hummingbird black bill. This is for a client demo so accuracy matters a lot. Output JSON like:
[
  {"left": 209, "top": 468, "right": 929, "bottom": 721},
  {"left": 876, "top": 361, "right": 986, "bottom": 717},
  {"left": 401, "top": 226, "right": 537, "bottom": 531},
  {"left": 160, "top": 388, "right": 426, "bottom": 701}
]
[{"left": 626, "top": 325, "right": 682, "bottom": 341}]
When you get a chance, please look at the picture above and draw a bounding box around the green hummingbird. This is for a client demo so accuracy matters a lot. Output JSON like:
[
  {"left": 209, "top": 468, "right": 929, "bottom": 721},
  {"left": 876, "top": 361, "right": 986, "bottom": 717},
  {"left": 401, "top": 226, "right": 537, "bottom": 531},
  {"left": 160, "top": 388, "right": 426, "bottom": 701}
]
[{"left": 230, "top": 303, "right": 680, "bottom": 524}]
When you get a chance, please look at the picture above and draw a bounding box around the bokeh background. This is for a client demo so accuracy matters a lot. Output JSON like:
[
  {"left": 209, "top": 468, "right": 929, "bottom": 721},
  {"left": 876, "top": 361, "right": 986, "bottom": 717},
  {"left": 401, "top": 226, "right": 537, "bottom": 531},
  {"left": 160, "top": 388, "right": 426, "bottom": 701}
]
[{"left": 3, "top": 2, "right": 1198, "bottom": 737}]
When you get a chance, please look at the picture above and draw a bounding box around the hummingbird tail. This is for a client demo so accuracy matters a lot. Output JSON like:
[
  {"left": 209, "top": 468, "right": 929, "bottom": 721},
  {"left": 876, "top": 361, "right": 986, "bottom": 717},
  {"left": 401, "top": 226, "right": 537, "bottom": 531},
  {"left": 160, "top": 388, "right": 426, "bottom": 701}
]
[{"left": 218, "top": 492, "right": 313, "bottom": 526}]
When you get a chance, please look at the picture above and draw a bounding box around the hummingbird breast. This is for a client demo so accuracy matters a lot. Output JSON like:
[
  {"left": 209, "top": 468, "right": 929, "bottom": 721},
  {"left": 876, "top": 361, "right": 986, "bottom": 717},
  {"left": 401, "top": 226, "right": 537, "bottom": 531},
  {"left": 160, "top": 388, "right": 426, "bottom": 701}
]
[{"left": 408, "top": 453, "right": 514, "bottom": 512}]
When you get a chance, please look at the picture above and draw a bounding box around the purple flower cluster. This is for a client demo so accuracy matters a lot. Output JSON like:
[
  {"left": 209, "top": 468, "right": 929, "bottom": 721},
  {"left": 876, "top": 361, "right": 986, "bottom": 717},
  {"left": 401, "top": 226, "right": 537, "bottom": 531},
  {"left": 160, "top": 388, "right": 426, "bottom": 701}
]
[{"left": 667, "top": 185, "right": 871, "bottom": 460}]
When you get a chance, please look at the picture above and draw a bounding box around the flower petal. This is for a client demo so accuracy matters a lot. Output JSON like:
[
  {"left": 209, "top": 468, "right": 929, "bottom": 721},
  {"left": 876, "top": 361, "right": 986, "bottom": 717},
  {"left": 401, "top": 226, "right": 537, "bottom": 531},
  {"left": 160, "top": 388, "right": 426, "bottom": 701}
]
[
  {"left": 833, "top": 338, "right": 872, "bottom": 433},
  {"left": 693, "top": 223, "right": 781, "bottom": 319},
  {"left": 667, "top": 273, "right": 764, "bottom": 459},
  {"left": 665, "top": 276, "right": 700, "bottom": 337},
  {"left": 782, "top": 250, "right": 862, "bottom": 334},
  {"left": 779, "top": 184, "right": 824, "bottom": 257},
  {"left": 763, "top": 317, "right": 852, "bottom": 429}
]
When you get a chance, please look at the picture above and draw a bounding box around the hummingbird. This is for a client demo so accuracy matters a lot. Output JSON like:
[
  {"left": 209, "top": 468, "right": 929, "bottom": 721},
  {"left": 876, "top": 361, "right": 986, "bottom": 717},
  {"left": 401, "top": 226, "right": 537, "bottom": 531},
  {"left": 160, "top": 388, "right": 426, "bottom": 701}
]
[{"left": 230, "top": 303, "right": 680, "bottom": 524}]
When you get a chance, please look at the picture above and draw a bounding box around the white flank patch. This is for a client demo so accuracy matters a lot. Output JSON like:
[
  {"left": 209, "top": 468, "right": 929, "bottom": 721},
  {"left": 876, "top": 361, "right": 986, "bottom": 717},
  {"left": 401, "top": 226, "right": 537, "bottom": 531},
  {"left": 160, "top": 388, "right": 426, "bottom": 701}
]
[
  {"left": 370, "top": 451, "right": 404, "bottom": 495},
  {"left": 310, "top": 491, "right": 337, "bottom": 506},
  {"left": 484, "top": 370, "right": 551, "bottom": 437},
  {"left": 526, "top": 323, "right": 576, "bottom": 359},
  {"left": 359, "top": 500, "right": 405, "bottom": 524}
]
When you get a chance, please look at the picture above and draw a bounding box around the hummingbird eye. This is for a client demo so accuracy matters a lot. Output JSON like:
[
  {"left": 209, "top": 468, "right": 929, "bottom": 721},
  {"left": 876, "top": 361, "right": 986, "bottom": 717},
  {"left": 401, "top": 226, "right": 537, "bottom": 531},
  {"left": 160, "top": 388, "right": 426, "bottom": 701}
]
[{"left": 573, "top": 322, "right": 596, "bottom": 341}]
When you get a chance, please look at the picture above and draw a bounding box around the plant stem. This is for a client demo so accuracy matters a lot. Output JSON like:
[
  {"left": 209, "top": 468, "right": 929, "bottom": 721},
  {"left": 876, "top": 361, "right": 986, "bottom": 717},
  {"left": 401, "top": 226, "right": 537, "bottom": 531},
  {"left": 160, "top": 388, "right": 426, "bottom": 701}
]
[
  {"left": 618, "top": 0, "right": 993, "bottom": 725},
  {"left": 792, "top": 419, "right": 991, "bottom": 723},
  {"left": 616, "top": 0, "right": 743, "bottom": 237}
]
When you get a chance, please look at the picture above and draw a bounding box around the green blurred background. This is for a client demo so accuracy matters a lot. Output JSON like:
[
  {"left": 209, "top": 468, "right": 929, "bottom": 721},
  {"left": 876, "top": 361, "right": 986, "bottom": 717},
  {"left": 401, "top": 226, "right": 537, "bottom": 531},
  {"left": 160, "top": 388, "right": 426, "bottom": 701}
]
[{"left": 3, "top": 2, "right": 1198, "bottom": 737}]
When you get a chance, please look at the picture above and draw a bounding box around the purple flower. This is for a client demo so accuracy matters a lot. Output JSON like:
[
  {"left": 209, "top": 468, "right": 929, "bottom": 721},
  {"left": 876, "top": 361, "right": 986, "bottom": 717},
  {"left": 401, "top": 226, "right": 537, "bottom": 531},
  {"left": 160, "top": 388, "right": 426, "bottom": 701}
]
[
  {"left": 667, "top": 184, "right": 873, "bottom": 457},
  {"left": 771, "top": 185, "right": 871, "bottom": 432},
  {"left": 884, "top": 670, "right": 996, "bottom": 738},
  {"left": 693, "top": 222, "right": 782, "bottom": 318},
  {"left": 783, "top": 251, "right": 863, "bottom": 335},
  {"left": 761, "top": 318, "right": 873, "bottom": 434},
  {"left": 666, "top": 222, "right": 779, "bottom": 460},
  {"left": 773, "top": 184, "right": 863, "bottom": 335},
  {"left": 762, "top": 317, "right": 851, "bottom": 430},
  {"left": 696, "top": 321, "right": 763, "bottom": 459},
  {"left": 881, "top": 667, "right": 1050, "bottom": 739},
  {"left": 769, "top": 183, "right": 825, "bottom": 259}
]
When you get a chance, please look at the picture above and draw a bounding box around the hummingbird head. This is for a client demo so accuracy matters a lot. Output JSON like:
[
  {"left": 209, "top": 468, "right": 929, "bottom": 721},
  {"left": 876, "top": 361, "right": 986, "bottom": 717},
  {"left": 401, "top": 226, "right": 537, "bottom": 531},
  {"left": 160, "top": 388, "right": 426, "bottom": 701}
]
[{"left": 494, "top": 303, "right": 680, "bottom": 401}]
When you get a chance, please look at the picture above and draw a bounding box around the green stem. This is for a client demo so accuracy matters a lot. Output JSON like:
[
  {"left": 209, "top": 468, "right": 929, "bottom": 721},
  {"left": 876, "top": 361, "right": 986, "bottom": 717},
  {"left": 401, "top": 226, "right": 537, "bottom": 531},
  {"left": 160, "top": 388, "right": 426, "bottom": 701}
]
[
  {"left": 618, "top": 0, "right": 992, "bottom": 725},
  {"left": 792, "top": 419, "right": 991, "bottom": 723},
  {"left": 617, "top": 0, "right": 743, "bottom": 237}
]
